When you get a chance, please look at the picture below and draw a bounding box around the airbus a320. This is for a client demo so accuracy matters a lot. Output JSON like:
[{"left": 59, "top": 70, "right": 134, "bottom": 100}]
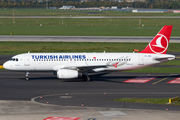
[{"left": 3, "top": 25, "right": 175, "bottom": 81}]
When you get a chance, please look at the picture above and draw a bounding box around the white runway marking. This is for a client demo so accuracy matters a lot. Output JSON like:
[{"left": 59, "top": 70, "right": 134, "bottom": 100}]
[{"left": 98, "top": 111, "right": 127, "bottom": 116}]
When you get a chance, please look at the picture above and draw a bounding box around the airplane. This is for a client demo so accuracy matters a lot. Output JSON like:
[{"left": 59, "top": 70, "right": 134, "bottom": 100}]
[{"left": 3, "top": 25, "right": 175, "bottom": 81}]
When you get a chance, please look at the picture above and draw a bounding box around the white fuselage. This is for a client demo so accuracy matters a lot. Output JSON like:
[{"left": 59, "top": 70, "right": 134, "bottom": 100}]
[{"left": 3, "top": 52, "right": 175, "bottom": 72}]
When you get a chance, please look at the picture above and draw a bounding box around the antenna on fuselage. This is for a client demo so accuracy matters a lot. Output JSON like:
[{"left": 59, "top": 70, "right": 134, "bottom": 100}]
[
  {"left": 28, "top": 51, "right": 30, "bottom": 54},
  {"left": 103, "top": 51, "right": 106, "bottom": 53}
]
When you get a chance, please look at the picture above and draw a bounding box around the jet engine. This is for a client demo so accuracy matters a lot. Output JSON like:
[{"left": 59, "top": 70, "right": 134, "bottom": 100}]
[{"left": 57, "top": 69, "right": 81, "bottom": 79}]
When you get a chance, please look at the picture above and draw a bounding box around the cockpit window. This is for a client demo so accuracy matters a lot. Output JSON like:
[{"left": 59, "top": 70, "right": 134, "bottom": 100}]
[{"left": 10, "top": 58, "right": 18, "bottom": 61}]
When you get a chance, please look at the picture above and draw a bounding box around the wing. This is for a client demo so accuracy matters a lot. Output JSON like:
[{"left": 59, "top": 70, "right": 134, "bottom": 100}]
[
  {"left": 53, "top": 64, "right": 107, "bottom": 73},
  {"left": 53, "top": 56, "right": 131, "bottom": 72}
]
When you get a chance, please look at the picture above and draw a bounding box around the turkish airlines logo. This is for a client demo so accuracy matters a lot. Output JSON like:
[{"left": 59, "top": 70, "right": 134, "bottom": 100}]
[
  {"left": 113, "top": 62, "right": 118, "bottom": 68},
  {"left": 149, "top": 34, "right": 168, "bottom": 54}
]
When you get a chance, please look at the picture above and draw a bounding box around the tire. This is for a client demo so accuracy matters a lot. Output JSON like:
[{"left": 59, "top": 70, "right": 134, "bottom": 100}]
[
  {"left": 25, "top": 77, "right": 29, "bottom": 81},
  {"left": 86, "top": 77, "right": 90, "bottom": 81}
]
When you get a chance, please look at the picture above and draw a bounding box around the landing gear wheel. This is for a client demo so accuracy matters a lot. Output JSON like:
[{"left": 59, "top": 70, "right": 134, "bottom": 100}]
[
  {"left": 25, "top": 72, "right": 29, "bottom": 81},
  {"left": 82, "top": 72, "right": 90, "bottom": 82},
  {"left": 25, "top": 77, "right": 29, "bottom": 81},
  {"left": 86, "top": 76, "right": 90, "bottom": 82}
]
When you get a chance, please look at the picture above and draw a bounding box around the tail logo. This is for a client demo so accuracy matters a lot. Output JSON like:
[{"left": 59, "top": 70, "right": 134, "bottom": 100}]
[{"left": 149, "top": 34, "right": 168, "bottom": 54}]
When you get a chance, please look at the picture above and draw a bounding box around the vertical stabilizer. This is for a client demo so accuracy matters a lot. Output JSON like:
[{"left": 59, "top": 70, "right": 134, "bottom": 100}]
[{"left": 139, "top": 25, "right": 173, "bottom": 54}]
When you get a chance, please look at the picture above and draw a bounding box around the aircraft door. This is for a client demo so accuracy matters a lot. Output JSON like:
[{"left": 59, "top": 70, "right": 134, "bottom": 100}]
[
  {"left": 24, "top": 55, "right": 30, "bottom": 66},
  {"left": 138, "top": 55, "right": 144, "bottom": 65}
]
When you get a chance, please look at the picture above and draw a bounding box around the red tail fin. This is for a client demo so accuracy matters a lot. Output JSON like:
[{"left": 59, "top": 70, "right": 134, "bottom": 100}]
[{"left": 139, "top": 25, "right": 173, "bottom": 54}]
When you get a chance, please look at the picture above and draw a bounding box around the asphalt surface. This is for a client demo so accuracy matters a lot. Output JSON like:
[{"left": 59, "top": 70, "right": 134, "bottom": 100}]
[
  {"left": 1, "top": 36, "right": 180, "bottom": 43},
  {"left": 0, "top": 70, "right": 180, "bottom": 111},
  {"left": 1, "top": 52, "right": 180, "bottom": 111}
]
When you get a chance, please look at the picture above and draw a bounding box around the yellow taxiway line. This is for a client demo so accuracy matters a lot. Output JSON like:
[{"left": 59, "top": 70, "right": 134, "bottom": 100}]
[{"left": 152, "top": 77, "right": 168, "bottom": 85}]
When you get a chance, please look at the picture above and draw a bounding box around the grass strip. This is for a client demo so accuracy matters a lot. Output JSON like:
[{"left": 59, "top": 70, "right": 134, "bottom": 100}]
[
  {"left": 0, "top": 42, "right": 180, "bottom": 54},
  {"left": 160, "top": 60, "right": 180, "bottom": 66},
  {"left": 114, "top": 98, "right": 180, "bottom": 105},
  {"left": 0, "top": 18, "right": 180, "bottom": 36},
  {"left": 0, "top": 42, "right": 149, "bottom": 55}
]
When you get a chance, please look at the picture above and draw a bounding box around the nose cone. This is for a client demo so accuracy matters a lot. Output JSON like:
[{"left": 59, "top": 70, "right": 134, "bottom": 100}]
[{"left": 3, "top": 62, "right": 10, "bottom": 70}]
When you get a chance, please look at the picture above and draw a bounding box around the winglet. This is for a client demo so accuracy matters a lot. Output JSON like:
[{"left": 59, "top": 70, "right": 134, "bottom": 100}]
[{"left": 139, "top": 25, "right": 173, "bottom": 54}]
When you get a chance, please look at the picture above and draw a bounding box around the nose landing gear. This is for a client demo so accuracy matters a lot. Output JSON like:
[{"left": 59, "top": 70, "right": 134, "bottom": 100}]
[{"left": 25, "top": 72, "right": 29, "bottom": 81}]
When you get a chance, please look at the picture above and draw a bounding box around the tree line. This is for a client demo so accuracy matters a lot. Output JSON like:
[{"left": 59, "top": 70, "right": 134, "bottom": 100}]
[{"left": 0, "top": 0, "right": 180, "bottom": 9}]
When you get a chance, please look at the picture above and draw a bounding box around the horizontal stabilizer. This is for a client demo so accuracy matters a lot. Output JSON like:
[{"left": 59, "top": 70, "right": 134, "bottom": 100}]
[{"left": 154, "top": 54, "right": 175, "bottom": 61}]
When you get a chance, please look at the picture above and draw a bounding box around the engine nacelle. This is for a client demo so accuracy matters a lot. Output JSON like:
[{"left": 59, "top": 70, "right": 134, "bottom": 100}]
[{"left": 57, "top": 69, "right": 81, "bottom": 79}]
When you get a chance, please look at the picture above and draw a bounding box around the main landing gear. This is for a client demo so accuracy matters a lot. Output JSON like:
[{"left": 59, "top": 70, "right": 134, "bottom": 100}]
[
  {"left": 82, "top": 72, "right": 90, "bottom": 82},
  {"left": 25, "top": 72, "right": 29, "bottom": 81},
  {"left": 86, "top": 76, "right": 90, "bottom": 82}
]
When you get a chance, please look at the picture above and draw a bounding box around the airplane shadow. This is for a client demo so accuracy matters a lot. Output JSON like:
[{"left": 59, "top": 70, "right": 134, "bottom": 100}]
[{"left": 17, "top": 72, "right": 180, "bottom": 84}]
